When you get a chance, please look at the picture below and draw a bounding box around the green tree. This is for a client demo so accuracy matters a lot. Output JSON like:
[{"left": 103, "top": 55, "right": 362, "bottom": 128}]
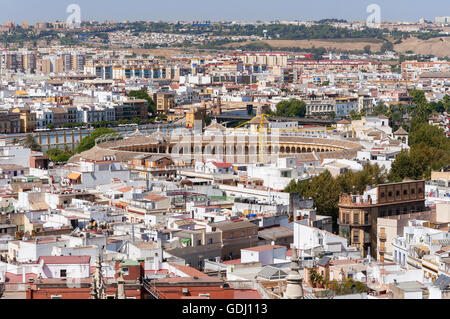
[
  {"left": 128, "top": 90, "right": 156, "bottom": 116},
  {"left": 389, "top": 123, "right": 450, "bottom": 182},
  {"left": 409, "top": 89, "right": 431, "bottom": 122},
  {"left": 286, "top": 164, "right": 387, "bottom": 226},
  {"left": 75, "top": 127, "right": 117, "bottom": 154},
  {"left": 274, "top": 99, "right": 307, "bottom": 117},
  {"left": 46, "top": 147, "right": 74, "bottom": 163},
  {"left": 380, "top": 41, "right": 394, "bottom": 53},
  {"left": 23, "top": 134, "right": 41, "bottom": 151}
]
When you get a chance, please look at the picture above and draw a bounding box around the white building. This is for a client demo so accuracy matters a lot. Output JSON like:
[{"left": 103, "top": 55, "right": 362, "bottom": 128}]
[
  {"left": 241, "top": 244, "right": 287, "bottom": 265},
  {"left": 246, "top": 157, "right": 308, "bottom": 191},
  {"left": 293, "top": 222, "right": 350, "bottom": 256},
  {"left": 38, "top": 255, "right": 91, "bottom": 278},
  {"left": 392, "top": 220, "right": 450, "bottom": 268}
]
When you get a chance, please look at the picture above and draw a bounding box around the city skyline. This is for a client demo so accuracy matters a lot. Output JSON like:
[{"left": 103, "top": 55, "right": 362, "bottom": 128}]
[{"left": 1, "top": 0, "right": 450, "bottom": 24}]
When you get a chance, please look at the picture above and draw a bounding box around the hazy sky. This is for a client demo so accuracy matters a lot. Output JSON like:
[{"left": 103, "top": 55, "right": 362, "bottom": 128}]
[{"left": 2, "top": 0, "right": 450, "bottom": 24}]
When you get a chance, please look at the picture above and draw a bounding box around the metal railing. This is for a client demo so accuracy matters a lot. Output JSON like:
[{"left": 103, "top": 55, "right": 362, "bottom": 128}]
[{"left": 142, "top": 279, "right": 167, "bottom": 299}]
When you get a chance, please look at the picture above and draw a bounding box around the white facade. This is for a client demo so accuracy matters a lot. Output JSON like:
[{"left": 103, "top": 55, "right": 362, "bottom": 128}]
[
  {"left": 241, "top": 245, "right": 287, "bottom": 265},
  {"left": 0, "top": 141, "right": 33, "bottom": 168},
  {"left": 293, "top": 222, "right": 348, "bottom": 253}
]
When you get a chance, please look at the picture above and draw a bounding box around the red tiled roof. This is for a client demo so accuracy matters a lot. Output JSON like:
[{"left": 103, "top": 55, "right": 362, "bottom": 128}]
[
  {"left": 145, "top": 194, "right": 167, "bottom": 201},
  {"left": 222, "top": 259, "right": 241, "bottom": 265},
  {"left": 38, "top": 255, "right": 91, "bottom": 265},
  {"left": 169, "top": 263, "right": 209, "bottom": 278},
  {"left": 117, "top": 186, "right": 132, "bottom": 193},
  {"left": 233, "top": 289, "right": 262, "bottom": 299},
  {"left": 211, "top": 162, "right": 232, "bottom": 168},
  {"left": 5, "top": 272, "right": 37, "bottom": 283}
]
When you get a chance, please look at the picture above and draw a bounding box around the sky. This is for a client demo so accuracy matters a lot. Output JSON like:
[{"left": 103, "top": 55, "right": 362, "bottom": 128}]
[{"left": 2, "top": 0, "right": 450, "bottom": 24}]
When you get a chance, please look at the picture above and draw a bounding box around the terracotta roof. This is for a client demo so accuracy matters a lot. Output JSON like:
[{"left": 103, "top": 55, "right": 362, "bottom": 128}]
[
  {"left": 117, "top": 186, "right": 132, "bottom": 193},
  {"left": 38, "top": 255, "right": 91, "bottom": 264},
  {"left": 394, "top": 127, "right": 408, "bottom": 135},
  {"left": 145, "top": 194, "right": 167, "bottom": 201},
  {"left": 168, "top": 263, "right": 209, "bottom": 278},
  {"left": 67, "top": 172, "right": 81, "bottom": 180},
  {"left": 211, "top": 162, "right": 232, "bottom": 168}
]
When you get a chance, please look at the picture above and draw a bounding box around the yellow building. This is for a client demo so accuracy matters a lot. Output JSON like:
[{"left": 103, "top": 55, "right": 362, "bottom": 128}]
[
  {"left": 12, "top": 107, "right": 37, "bottom": 133},
  {"left": 156, "top": 92, "right": 175, "bottom": 114},
  {"left": 185, "top": 108, "right": 206, "bottom": 128}
]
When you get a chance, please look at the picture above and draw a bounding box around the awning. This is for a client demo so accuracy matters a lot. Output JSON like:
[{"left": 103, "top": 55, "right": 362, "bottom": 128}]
[{"left": 67, "top": 172, "right": 81, "bottom": 180}]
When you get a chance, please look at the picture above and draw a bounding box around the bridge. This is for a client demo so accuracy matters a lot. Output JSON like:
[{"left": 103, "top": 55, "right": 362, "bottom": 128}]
[{"left": 212, "top": 114, "right": 336, "bottom": 127}]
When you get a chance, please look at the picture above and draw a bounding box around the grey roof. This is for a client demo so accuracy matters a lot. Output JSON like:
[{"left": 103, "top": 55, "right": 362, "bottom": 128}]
[
  {"left": 317, "top": 256, "right": 332, "bottom": 267},
  {"left": 433, "top": 274, "right": 450, "bottom": 291},
  {"left": 209, "top": 220, "right": 257, "bottom": 231},
  {"left": 395, "top": 281, "right": 423, "bottom": 292},
  {"left": 257, "top": 266, "right": 288, "bottom": 280},
  {"left": 258, "top": 226, "right": 293, "bottom": 241}
]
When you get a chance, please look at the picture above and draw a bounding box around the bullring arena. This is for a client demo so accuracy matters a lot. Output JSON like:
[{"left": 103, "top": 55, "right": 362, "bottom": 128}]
[{"left": 70, "top": 117, "right": 364, "bottom": 165}]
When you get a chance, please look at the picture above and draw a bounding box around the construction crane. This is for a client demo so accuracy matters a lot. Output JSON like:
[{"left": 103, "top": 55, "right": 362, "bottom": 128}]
[
  {"left": 231, "top": 113, "right": 270, "bottom": 163},
  {"left": 231, "top": 113, "right": 337, "bottom": 163}
]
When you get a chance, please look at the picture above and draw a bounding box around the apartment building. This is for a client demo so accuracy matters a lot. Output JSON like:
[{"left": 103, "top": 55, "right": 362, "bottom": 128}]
[
  {"left": 238, "top": 52, "right": 288, "bottom": 67},
  {"left": 155, "top": 93, "right": 175, "bottom": 115},
  {"left": 12, "top": 107, "right": 37, "bottom": 133},
  {"left": 338, "top": 180, "right": 426, "bottom": 258},
  {"left": 0, "top": 111, "right": 20, "bottom": 134},
  {"left": 305, "top": 99, "right": 336, "bottom": 116},
  {"left": 115, "top": 99, "right": 148, "bottom": 121},
  {"left": 207, "top": 220, "right": 259, "bottom": 261}
]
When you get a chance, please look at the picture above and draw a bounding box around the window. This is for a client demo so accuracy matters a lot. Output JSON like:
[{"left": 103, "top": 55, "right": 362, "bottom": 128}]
[
  {"left": 60, "top": 269, "right": 67, "bottom": 277},
  {"left": 208, "top": 238, "right": 213, "bottom": 245},
  {"left": 396, "top": 190, "right": 400, "bottom": 196},
  {"left": 353, "top": 213, "right": 359, "bottom": 224},
  {"left": 388, "top": 191, "right": 392, "bottom": 197},
  {"left": 122, "top": 267, "right": 129, "bottom": 275},
  {"left": 411, "top": 189, "right": 415, "bottom": 195},
  {"left": 51, "top": 295, "right": 62, "bottom": 299},
  {"left": 197, "top": 240, "right": 202, "bottom": 246},
  {"left": 418, "top": 188, "right": 423, "bottom": 194},
  {"left": 381, "top": 192, "right": 385, "bottom": 198},
  {"left": 403, "top": 189, "right": 408, "bottom": 195},
  {"left": 364, "top": 213, "right": 369, "bottom": 225}
]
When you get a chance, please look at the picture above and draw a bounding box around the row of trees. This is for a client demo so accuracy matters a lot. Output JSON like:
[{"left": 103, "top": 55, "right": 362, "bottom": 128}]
[
  {"left": 387, "top": 90, "right": 450, "bottom": 181},
  {"left": 285, "top": 164, "right": 387, "bottom": 224},
  {"left": 389, "top": 122, "right": 450, "bottom": 181}
]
